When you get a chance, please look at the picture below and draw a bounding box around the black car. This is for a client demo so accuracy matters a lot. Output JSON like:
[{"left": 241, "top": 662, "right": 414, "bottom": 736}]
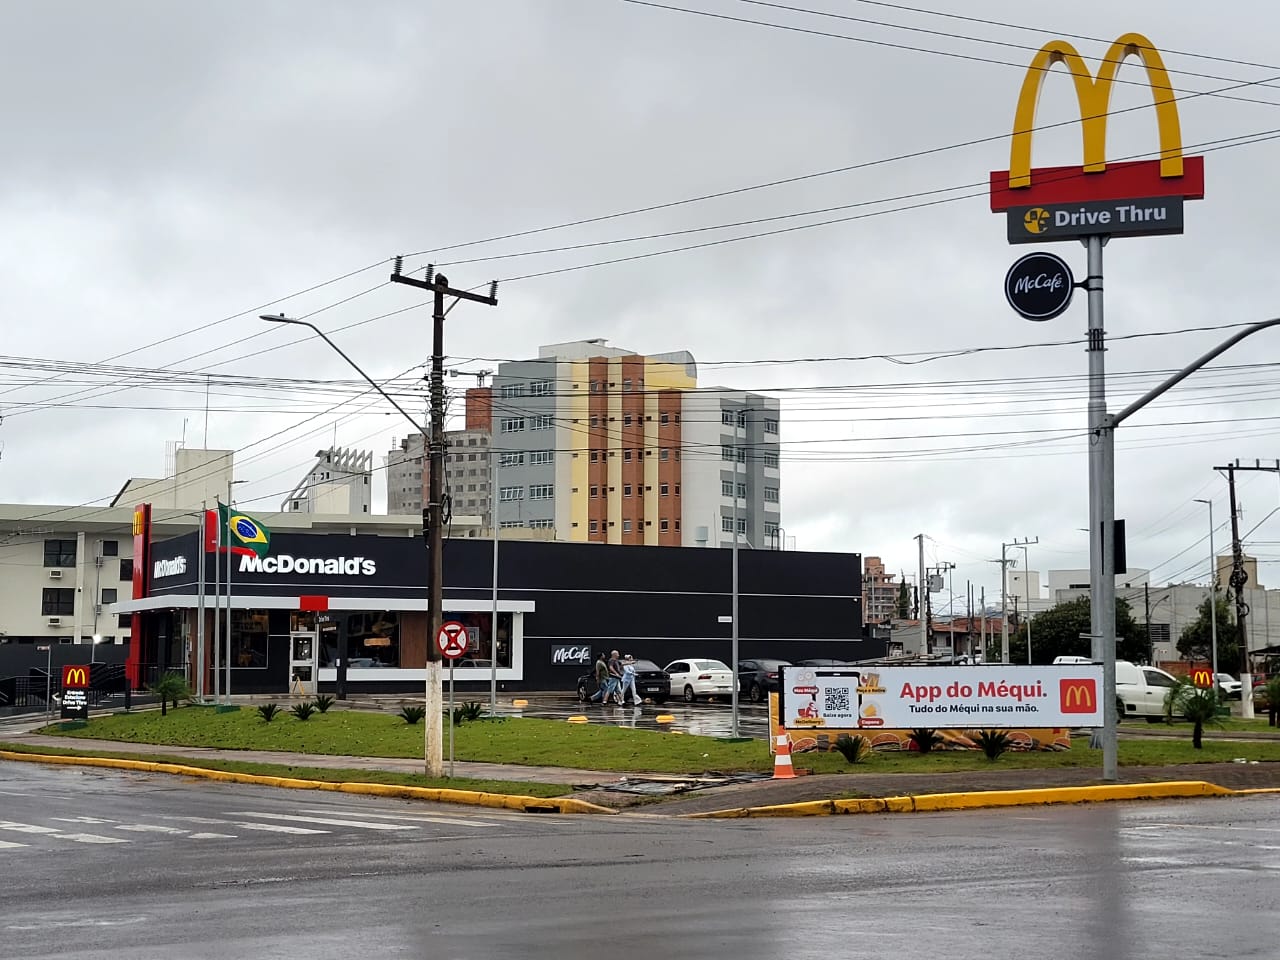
[
  {"left": 737, "top": 658, "right": 791, "bottom": 703},
  {"left": 576, "top": 658, "right": 671, "bottom": 704},
  {"left": 794, "top": 658, "right": 851, "bottom": 667}
]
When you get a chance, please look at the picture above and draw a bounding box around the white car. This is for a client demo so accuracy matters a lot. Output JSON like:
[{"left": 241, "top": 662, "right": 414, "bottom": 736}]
[
  {"left": 664, "top": 658, "right": 735, "bottom": 702},
  {"left": 1215, "top": 672, "right": 1243, "bottom": 698}
]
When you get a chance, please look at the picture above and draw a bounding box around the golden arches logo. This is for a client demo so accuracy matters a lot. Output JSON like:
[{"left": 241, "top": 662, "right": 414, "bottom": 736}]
[
  {"left": 63, "top": 666, "right": 88, "bottom": 688},
  {"left": 1191, "top": 668, "right": 1214, "bottom": 688},
  {"left": 1009, "top": 32, "right": 1183, "bottom": 189},
  {"left": 1059, "top": 678, "right": 1097, "bottom": 713}
]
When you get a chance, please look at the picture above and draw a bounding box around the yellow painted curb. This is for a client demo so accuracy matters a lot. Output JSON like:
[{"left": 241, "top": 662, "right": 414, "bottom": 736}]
[
  {"left": 684, "top": 780, "right": 1241, "bottom": 819},
  {"left": 0, "top": 750, "right": 615, "bottom": 815}
]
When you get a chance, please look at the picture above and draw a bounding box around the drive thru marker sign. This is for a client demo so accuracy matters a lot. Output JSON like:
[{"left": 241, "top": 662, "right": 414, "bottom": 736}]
[{"left": 436, "top": 621, "right": 468, "bottom": 660}]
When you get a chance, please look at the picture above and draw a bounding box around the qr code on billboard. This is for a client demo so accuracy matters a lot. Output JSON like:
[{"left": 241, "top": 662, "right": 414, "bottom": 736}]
[{"left": 824, "top": 687, "right": 851, "bottom": 713}]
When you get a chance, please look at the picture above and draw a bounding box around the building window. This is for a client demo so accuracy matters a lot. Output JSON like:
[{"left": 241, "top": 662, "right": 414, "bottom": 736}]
[
  {"left": 660, "top": 483, "right": 669, "bottom": 497},
  {"left": 624, "top": 414, "right": 633, "bottom": 426},
  {"left": 499, "top": 486, "right": 524, "bottom": 502},
  {"left": 529, "top": 484, "right": 554, "bottom": 500},
  {"left": 622, "top": 519, "right": 632, "bottom": 533},
  {"left": 528, "top": 519, "right": 554, "bottom": 529},
  {"left": 721, "top": 445, "right": 734, "bottom": 461},
  {"left": 500, "top": 520, "right": 522, "bottom": 529},
  {"left": 721, "top": 480, "right": 734, "bottom": 497},
  {"left": 43, "top": 539, "right": 76, "bottom": 567},
  {"left": 590, "top": 450, "right": 599, "bottom": 463},
  {"left": 589, "top": 520, "right": 599, "bottom": 534},
  {"left": 500, "top": 451, "right": 524, "bottom": 468},
  {"left": 764, "top": 487, "right": 779, "bottom": 502},
  {"left": 624, "top": 450, "right": 632, "bottom": 463},
  {"left": 590, "top": 485, "right": 599, "bottom": 498},
  {"left": 119, "top": 559, "right": 133, "bottom": 581},
  {"left": 737, "top": 518, "right": 747, "bottom": 534},
  {"left": 100, "top": 540, "right": 119, "bottom": 557},
  {"left": 737, "top": 447, "right": 747, "bottom": 463},
  {"left": 623, "top": 484, "right": 632, "bottom": 497},
  {"left": 101, "top": 588, "right": 118, "bottom": 604},
  {"left": 529, "top": 449, "right": 554, "bottom": 465},
  {"left": 660, "top": 518, "right": 669, "bottom": 532},
  {"left": 660, "top": 448, "right": 669, "bottom": 461},
  {"left": 590, "top": 380, "right": 601, "bottom": 393},
  {"left": 764, "top": 419, "right": 779, "bottom": 434},
  {"left": 764, "top": 453, "right": 779, "bottom": 468},
  {"left": 765, "top": 521, "right": 779, "bottom": 539},
  {"left": 500, "top": 417, "right": 525, "bottom": 433},
  {"left": 660, "top": 412, "right": 669, "bottom": 425},
  {"left": 118, "top": 614, "right": 132, "bottom": 629},
  {"left": 737, "top": 483, "right": 747, "bottom": 498},
  {"left": 530, "top": 414, "right": 553, "bottom": 431},
  {"left": 623, "top": 379, "right": 632, "bottom": 393},
  {"left": 590, "top": 416, "right": 599, "bottom": 427},
  {"left": 674, "top": 484, "right": 681, "bottom": 496},
  {"left": 42, "top": 588, "right": 75, "bottom": 615},
  {"left": 721, "top": 516, "right": 734, "bottom": 533},
  {"left": 499, "top": 383, "right": 525, "bottom": 398},
  {"left": 721, "top": 411, "right": 734, "bottom": 426},
  {"left": 529, "top": 379, "right": 553, "bottom": 396}
]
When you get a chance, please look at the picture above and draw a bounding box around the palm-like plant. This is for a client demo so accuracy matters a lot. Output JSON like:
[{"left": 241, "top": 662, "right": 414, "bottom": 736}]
[
  {"left": 1164, "top": 680, "right": 1221, "bottom": 749},
  {"left": 148, "top": 672, "right": 192, "bottom": 717},
  {"left": 833, "top": 734, "right": 869, "bottom": 764},
  {"left": 908, "top": 727, "right": 943, "bottom": 754}
]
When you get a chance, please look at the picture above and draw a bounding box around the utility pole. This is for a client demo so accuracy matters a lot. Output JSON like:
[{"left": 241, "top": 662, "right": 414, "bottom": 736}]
[
  {"left": 915, "top": 534, "right": 926, "bottom": 656},
  {"left": 993, "top": 537, "right": 1034, "bottom": 663},
  {"left": 1144, "top": 582, "right": 1152, "bottom": 665},
  {"left": 391, "top": 261, "right": 498, "bottom": 776},
  {"left": 1193, "top": 497, "right": 1218, "bottom": 678}
]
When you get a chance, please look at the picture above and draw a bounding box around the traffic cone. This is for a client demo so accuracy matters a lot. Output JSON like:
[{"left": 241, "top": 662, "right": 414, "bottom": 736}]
[{"left": 772, "top": 727, "right": 796, "bottom": 780}]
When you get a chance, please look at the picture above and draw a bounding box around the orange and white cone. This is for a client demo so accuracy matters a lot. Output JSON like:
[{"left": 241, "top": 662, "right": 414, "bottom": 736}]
[{"left": 772, "top": 727, "right": 796, "bottom": 779}]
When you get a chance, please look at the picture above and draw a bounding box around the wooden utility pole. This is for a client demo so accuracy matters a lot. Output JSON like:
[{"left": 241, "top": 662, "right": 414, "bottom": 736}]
[{"left": 391, "top": 260, "right": 498, "bottom": 776}]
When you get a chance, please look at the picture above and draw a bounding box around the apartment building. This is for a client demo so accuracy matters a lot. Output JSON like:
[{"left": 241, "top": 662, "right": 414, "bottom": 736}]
[
  {"left": 862, "top": 556, "right": 900, "bottom": 625},
  {"left": 282, "top": 447, "right": 373, "bottom": 515}
]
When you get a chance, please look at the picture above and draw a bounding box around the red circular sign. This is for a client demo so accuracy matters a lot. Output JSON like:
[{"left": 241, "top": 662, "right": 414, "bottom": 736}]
[{"left": 436, "top": 621, "right": 468, "bottom": 660}]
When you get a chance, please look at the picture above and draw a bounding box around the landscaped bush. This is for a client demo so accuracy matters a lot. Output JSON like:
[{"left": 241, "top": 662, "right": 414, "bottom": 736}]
[
  {"left": 908, "top": 728, "right": 942, "bottom": 754},
  {"left": 312, "top": 694, "right": 335, "bottom": 714},
  {"left": 257, "top": 703, "right": 281, "bottom": 723},
  {"left": 399, "top": 705, "right": 426, "bottom": 725},
  {"left": 833, "top": 734, "right": 869, "bottom": 764},
  {"left": 974, "top": 729, "right": 1012, "bottom": 761},
  {"left": 290, "top": 702, "right": 316, "bottom": 721}
]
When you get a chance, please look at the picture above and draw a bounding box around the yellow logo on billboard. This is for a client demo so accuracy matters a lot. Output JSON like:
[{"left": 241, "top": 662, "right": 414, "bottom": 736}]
[
  {"left": 1009, "top": 32, "right": 1184, "bottom": 189},
  {"left": 857, "top": 673, "right": 885, "bottom": 694},
  {"left": 1023, "top": 207, "right": 1051, "bottom": 233}
]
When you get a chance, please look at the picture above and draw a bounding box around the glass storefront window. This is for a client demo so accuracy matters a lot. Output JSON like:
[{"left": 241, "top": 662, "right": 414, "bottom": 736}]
[
  {"left": 347, "top": 611, "right": 400, "bottom": 667},
  {"left": 442, "top": 612, "right": 513, "bottom": 669},
  {"left": 230, "top": 609, "right": 270, "bottom": 670}
]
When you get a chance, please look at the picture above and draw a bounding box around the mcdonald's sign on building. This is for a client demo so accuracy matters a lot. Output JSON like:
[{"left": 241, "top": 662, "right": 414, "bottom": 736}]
[
  {"left": 62, "top": 664, "right": 90, "bottom": 689},
  {"left": 990, "top": 33, "right": 1205, "bottom": 242}
]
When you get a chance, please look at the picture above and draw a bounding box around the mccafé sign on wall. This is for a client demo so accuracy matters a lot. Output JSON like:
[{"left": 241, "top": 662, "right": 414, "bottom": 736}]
[{"left": 551, "top": 644, "right": 593, "bottom": 665}]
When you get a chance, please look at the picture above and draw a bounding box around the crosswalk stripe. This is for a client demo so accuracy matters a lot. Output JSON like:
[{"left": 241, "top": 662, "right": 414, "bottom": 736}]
[
  {"left": 113, "top": 824, "right": 189, "bottom": 835},
  {"left": 51, "top": 816, "right": 119, "bottom": 825},
  {"left": 0, "top": 821, "right": 61, "bottom": 835},
  {"left": 225, "top": 812, "right": 418, "bottom": 831},
  {"left": 0, "top": 840, "right": 28, "bottom": 849},
  {"left": 161, "top": 816, "right": 327, "bottom": 835},
  {"left": 188, "top": 832, "right": 237, "bottom": 840},
  {"left": 56, "top": 833, "right": 128, "bottom": 844},
  {"left": 299, "top": 808, "right": 502, "bottom": 827}
]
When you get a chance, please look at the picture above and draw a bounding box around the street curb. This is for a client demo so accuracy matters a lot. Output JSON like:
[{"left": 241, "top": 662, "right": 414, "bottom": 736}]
[
  {"left": 683, "top": 781, "right": 1257, "bottom": 818},
  {"left": 0, "top": 750, "right": 616, "bottom": 816}
]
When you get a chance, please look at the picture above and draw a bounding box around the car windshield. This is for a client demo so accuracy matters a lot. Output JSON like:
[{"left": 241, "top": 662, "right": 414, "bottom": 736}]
[
  {"left": 631, "top": 660, "right": 661, "bottom": 672},
  {"left": 696, "top": 660, "right": 730, "bottom": 671}
]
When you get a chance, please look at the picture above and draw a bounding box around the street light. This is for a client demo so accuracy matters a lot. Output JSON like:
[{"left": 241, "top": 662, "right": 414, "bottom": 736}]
[
  {"left": 1193, "top": 498, "right": 1219, "bottom": 677},
  {"left": 263, "top": 313, "right": 445, "bottom": 773},
  {"left": 90, "top": 633, "right": 104, "bottom": 665}
]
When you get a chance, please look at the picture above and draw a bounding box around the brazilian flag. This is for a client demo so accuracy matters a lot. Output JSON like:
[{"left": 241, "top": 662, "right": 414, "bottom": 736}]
[{"left": 218, "top": 503, "right": 271, "bottom": 558}]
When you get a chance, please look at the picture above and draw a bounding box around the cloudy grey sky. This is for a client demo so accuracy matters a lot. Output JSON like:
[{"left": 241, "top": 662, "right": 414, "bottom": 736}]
[{"left": 3, "top": 0, "right": 1280, "bottom": 612}]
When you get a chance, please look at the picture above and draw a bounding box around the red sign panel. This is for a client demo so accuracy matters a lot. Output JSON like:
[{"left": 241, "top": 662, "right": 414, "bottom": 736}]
[
  {"left": 1059, "top": 678, "right": 1097, "bottom": 714},
  {"left": 1191, "top": 668, "right": 1214, "bottom": 689},
  {"left": 62, "top": 665, "right": 91, "bottom": 689},
  {"left": 436, "top": 621, "right": 468, "bottom": 660}
]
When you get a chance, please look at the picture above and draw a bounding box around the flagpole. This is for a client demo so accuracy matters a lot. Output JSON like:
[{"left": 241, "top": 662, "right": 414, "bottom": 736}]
[
  {"left": 213, "top": 496, "right": 221, "bottom": 704},
  {"left": 225, "top": 490, "right": 234, "bottom": 706},
  {"left": 196, "top": 504, "right": 206, "bottom": 702}
]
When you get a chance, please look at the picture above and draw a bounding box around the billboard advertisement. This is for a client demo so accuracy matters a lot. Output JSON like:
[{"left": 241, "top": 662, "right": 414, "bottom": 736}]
[{"left": 779, "top": 664, "right": 1104, "bottom": 730}]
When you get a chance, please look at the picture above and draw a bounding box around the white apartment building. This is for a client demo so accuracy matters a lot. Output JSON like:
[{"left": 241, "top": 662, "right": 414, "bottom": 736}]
[{"left": 282, "top": 447, "right": 373, "bottom": 515}]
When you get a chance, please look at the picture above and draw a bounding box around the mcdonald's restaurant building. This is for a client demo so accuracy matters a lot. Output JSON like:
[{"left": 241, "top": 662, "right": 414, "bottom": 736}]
[{"left": 114, "top": 523, "right": 871, "bottom": 696}]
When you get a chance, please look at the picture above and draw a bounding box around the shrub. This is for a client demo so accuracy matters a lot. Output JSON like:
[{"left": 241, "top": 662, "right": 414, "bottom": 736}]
[
  {"left": 257, "top": 703, "right": 281, "bottom": 723},
  {"left": 290, "top": 702, "right": 316, "bottom": 721},
  {"left": 974, "top": 729, "right": 1012, "bottom": 761},
  {"left": 1164, "top": 680, "right": 1221, "bottom": 748},
  {"left": 908, "top": 728, "right": 942, "bottom": 754},
  {"left": 833, "top": 734, "right": 869, "bottom": 764},
  {"left": 148, "top": 673, "right": 192, "bottom": 717},
  {"left": 312, "top": 694, "right": 335, "bottom": 714},
  {"left": 399, "top": 705, "right": 426, "bottom": 725}
]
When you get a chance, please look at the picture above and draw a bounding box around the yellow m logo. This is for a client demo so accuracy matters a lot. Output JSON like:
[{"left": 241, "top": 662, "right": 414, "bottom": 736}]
[{"left": 1010, "top": 32, "right": 1184, "bottom": 189}]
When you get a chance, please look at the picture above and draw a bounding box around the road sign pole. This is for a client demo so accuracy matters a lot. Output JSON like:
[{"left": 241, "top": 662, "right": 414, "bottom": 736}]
[
  {"left": 40, "top": 645, "right": 51, "bottom": 721},
  {"left": 448, "top": 660, "right": 455, "bottom": 778}
]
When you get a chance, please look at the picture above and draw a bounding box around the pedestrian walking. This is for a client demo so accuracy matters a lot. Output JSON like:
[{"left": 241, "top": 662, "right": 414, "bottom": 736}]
[
  {"left": 606, "top": 649, "right": 624, "bottom": 704},
  {"left": 619, "top": 654, "right": 641, "bottom": 706},
  {"left": 587, "top": 651, "right": 610, "bottom": 703}
]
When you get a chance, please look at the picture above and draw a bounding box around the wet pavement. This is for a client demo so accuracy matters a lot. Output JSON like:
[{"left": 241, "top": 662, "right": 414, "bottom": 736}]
[{"left": 503, "top": 691, "right": 772, "bottom": 739}]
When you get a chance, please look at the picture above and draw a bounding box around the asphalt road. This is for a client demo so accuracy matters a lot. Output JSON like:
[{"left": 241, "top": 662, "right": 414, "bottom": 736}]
[{"left": 3, "top": 762, "right": 1278, "bottom": 959}]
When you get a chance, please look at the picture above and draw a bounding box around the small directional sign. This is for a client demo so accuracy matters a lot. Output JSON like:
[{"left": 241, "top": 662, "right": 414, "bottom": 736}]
[{"left": 436, "top": 621, "right": 468, "bottom": 660}]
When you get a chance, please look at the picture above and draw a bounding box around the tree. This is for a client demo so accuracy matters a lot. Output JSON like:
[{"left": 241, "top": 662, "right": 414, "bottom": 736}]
[
  {"left": 896, "top": 577, "right": 912, "bottom": 619},
  {"left": 148, "top": 672, "right": 192, "bottom": 716},
  {"left": 1177, "top": 593, "right": 1238, "bottom": 670},
  {"left": 1164, "top": 680, "right": 1221, "bottom": 748},
  {"left": 985, "top": 596, "right": 1147, "bottom": 664}
]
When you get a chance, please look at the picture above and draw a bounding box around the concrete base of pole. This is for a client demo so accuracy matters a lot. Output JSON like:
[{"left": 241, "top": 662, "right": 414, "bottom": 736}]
[
  {"left": 1240, "top": 672, "right": 1255, "bottom": 720},
  {"left": 425, "top": 660, "right": 443, "bottom": 777}
]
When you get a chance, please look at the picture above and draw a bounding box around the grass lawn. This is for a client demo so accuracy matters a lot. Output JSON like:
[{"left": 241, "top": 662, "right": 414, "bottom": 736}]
[{"left": 20, "top": 706, "right": 1280, "bottom": 776}]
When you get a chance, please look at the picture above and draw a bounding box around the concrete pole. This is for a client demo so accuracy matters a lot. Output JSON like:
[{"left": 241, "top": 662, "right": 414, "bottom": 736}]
[
  {"left": 1000, "top": 542, "right": 1009, "bottom": 664},
  {"left": 916, "top": 534, "right": 926, "bottom": 656}
]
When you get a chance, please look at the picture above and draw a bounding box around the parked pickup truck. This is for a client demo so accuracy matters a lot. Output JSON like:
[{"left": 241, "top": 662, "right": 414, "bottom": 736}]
[{"left": 1115, "top": 660, "right": 1183, "bottom": 721}]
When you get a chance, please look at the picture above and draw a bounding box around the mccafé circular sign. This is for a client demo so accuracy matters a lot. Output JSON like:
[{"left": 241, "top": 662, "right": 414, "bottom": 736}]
[{"left": 1004, "top": 251, "right": 1075, "bottom": 321}]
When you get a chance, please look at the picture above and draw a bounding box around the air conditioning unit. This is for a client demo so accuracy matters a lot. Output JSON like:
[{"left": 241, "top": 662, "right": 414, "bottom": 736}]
[
  {"left": 47, "top": 617, "right": 62, "bottom": 627},
  {"left": 48, "top": 569, "right": 63, "bottom": 580}
]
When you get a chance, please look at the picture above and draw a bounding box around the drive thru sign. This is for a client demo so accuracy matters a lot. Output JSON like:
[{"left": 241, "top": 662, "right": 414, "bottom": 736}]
[{"left": 436, "top": 621, "right": 468, "bottom": 660}]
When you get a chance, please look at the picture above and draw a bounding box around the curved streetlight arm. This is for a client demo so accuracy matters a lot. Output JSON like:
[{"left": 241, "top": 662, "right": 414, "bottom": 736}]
[
  {"left": 260, "top": 314, "right": 425, "bottom": 435},
  {"left": 1110, "top": 318, "right": 1280, "bottom": 428}
]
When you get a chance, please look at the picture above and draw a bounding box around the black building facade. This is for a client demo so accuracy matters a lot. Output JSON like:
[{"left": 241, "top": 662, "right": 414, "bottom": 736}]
[{"left": 117, "top": 531, "right": 872, "bottom": 694}]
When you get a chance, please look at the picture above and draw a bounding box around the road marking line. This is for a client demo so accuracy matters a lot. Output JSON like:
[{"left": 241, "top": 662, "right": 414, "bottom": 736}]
[
  {"left": 161, "top": 816, "right": 327, "bottom": 835},
  {"left": 299, "top": 808, "right": 501, "bottom": 828},
  {"left": 113, "top": 824, "right": 189, "bottom": 835},
  {"left": 225, "top": 812, "right": 418, "bottom": 831},
  {"left": 0, "top": 840, "right": 29, "bottom": 849},
  {"left": 50, "top": 817, "right": 119, "bottom": 825},
  {"left": 0, "top": 821, "right": 61, "bottom": 835},
  {"left": 187, "top": 832, "right": 237, "bottom": 840},
  {"left": 1128, "top": 822, "right": 1280, "bottom": 834},
  {"left": 55, "top": 833, "right": 128, "bottom": 844}
]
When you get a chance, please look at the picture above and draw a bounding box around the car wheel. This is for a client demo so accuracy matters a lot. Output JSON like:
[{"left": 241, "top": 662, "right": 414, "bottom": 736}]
[
  {"left": 748, "top": 682, "right": 764, "bottom": 704},
  {"left": 1115, "top": 697, "right": 1125, "bottom": 722},
  {"left": 683, "top": 685, "right": 696, "bottom": 703},
  {"left": 577, "top": 683, "right": 588, "bottom": 702}
]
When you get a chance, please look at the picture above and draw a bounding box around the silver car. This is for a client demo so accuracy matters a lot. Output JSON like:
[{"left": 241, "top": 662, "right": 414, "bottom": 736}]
[{"left": 663, "top": 658, "right": 734, "bottom": 703}]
